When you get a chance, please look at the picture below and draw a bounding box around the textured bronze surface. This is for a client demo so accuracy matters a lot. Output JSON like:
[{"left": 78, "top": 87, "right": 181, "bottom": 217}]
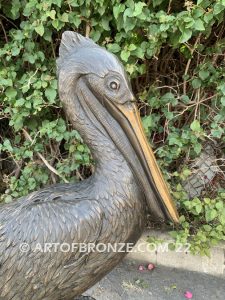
[{"left": 0, "top": 32, "right": 178, "bottom": 300}]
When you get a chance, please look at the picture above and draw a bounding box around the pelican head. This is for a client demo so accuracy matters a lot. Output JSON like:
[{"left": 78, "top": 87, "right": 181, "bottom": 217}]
[{"left": 57, "top": 31, "right": 179, "bottom": 223}]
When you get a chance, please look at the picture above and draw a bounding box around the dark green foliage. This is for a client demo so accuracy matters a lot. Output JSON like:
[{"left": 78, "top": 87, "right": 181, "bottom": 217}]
[{"left": 0, "top": 0, "right": 224, "bottom": 255}]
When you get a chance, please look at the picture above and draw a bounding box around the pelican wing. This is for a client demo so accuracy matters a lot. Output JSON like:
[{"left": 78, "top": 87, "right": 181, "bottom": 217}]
[{"left": 0, "top": 185, "right": 104, "bottom": 299}]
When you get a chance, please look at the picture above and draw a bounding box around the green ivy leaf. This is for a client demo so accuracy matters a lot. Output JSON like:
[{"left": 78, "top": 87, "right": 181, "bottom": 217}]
[
  {"left": 5, "top": 87, "right": 17, "bottom": 99},
  {"left": 161, "top": 92, "right": 177, "bottom": 106},
  {"left": 142, "top": 116, "right": 152, "bottom": 134},
  {"left": 133, "top": 2, "right": 146, "bottom": 17},
  {"left": 90, "top": 30, "right": 101, "bottom": 42},
  {"left": 195, "top": 19, "right": 205, "bottom": 31},
  {"left": 3, "top": 139, "right": 13, "bottom": 152},
  {"left": 14, "top": 98, "right": 25, "bottom": 107},
  {"left": 52, "top": 0, "right": 62, "bottom": 7},
  {"left": 190, "top": 120, "right": 201, "bottom": 132},
  {"left": 214, "top": 3, "right": 224, "bottom": 15},
  {"left": 152, "top": 0, "right": 164, "bottom": 7},
  {"left": 192, "top": 78, "right": 201, "bottom": 89},
  {"left": 195, "top": 204, "right": 202, "bottom": 214},
  {"left": 52, "top": 19, "right": 59, "bottom": 29},
  {"left": 113, "top": 4, "right": 125, "bottom": 19},
  {"left": 199, "top": 70, "right": 209, "bottom": 80},
  {"left": 179, "top": 29, "right": 192, "bottom": 43},
  {"left": 45, "top": 87, "right": 57, "bottom": 103},
  {"left": 11, "top": 47, "right": 20, "bottom": 56},
  {"left": 46, "top": 10, "right": 56, "bottom": 20},
  {"left": 101, "top": 18, "right": 110, "bottom": 31},
  {"left": 35, "top": 24, "right": 45, "bottom": 36},
  {"left": 5, "top": 195, "right": 13, "bottom": 203},
  {"left": 107, "top": 43, "right": 121, "bottom": 53},
  {"left": 121, "top": 50, "right": 130, "bottom": 62},
  {"left": 60, "top": 13, "right": 69, "bottom": 23},
  {"left": 128, "top": 44, "right": 136, "bottom": 51},
  {"left": 221, "top": 97, "right": 225, "bottom": 106},
  {"left": 205, "top": 209, "right": 218, "bottom": 222},
  {"left": 194, "top": 143, "right": 202, "bottom": 154},
  {"left": 211, "top": 127, "right": 223, "bottom": 138}
]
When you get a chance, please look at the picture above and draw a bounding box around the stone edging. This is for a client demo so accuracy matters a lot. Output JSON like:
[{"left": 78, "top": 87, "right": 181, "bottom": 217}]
[{"left": 126, "top": 230, "right": 225, "bottom": 277}]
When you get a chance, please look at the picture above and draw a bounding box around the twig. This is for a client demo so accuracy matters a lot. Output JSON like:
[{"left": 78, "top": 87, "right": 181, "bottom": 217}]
[
  {"left": 76, "top": 170, "right": 84, "bottom": 180},
  {"left": 21, "top": 68, "right": 39, "bottom": 91},
  {"left": 49, "top": 141, "right": 60, "bottom": 184},
  {"left": 173, "top": 93, "right": 217, "bottom": 119},
  {"left": 183, "top": 34, "right": 202, "bottom": 95},
  {"left": 85, "top": 22, "right": 91, "bottom": 37},
  {"left": 0, "top": 19, "right": 8, "bottom": 43},
  {"left": 22, "top": 129, "right": 69, "bottom": 183},
  {"left": 0, "top": 14, "right": 18, "bottom": 29},
  {"left": 14, "top": 165, "right": 22, "bottom": 179},
  {"left": 167, "top": 0, "right": 172, "bottom": 14},
  {"left": 194, "top": 88, "right": 201, "bottom": 120},
  {"left": 156, "top": 85, "right": 178, "bottom": 93}
]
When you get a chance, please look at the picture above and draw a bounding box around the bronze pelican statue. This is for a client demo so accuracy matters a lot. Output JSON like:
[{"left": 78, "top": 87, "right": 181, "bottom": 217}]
[{"left": 0, "top": 31, "right": 179, "bottom": 300}]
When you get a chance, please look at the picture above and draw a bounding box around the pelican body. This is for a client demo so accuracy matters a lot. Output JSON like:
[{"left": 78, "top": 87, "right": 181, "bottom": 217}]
[{"left": 0, "top": 32, "right": 178, "bottom": 300}]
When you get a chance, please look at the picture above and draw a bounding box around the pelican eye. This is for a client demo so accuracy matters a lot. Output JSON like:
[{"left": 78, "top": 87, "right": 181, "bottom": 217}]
[{"left": 109, "top": 81, "right": 119, "bottom": 90}]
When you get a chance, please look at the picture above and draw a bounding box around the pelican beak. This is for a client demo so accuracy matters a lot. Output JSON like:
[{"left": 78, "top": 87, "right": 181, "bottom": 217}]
[{"left": 116, "top": 102, "right": 179, "bottom": 223}]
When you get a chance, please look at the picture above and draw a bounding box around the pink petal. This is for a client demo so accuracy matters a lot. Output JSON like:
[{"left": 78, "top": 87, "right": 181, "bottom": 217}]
[
  {"left": 147, "top": 263, "right": 155, "bottom": 270},
  {"left": 184, "top": 291, "right": 193, "bottom": 299},
  {"left": 138, "top": 265, "right": 145, "bottom": 271}
]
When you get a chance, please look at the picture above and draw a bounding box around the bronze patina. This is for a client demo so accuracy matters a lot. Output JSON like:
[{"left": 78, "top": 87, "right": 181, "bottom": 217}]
[{"left": 0, "top": 32, "right": 179, "bottom": 300}]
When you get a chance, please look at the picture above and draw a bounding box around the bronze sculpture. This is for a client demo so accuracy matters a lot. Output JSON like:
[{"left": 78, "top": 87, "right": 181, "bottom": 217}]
[{"left": 0, "top": 32, "right": 179, "bottom": 300}]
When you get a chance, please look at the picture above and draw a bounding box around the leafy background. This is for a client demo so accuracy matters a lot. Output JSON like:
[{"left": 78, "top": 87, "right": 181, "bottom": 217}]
[{"left": 0, "top": 0, "right": 224, "bottom": 255}]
